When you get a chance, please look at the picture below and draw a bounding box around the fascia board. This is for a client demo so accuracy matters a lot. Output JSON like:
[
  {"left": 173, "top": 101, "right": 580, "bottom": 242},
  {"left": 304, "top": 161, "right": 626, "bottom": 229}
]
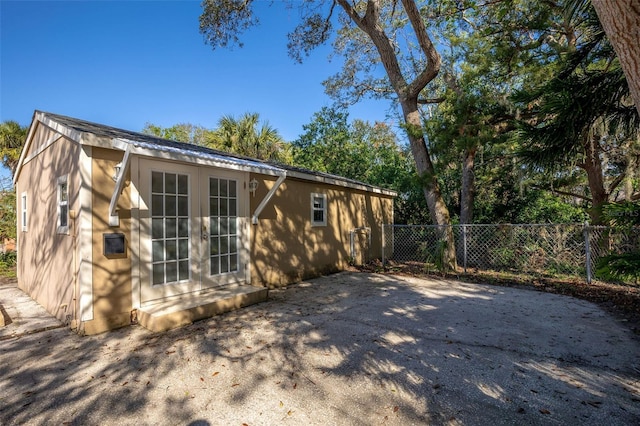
[
  {"left": 285, "top": 169, "right": 397, "bottom": 197},
  {"left": 77, "top": 133, "right": 396, "bottom": 197},
  {"left": 124, "top": 143, "right": 285, "bottom": 177},
  {"left": 13, "top": 112, "right": 83, "bottom": 185},
  {"left": 39, "top": 115, "right": 83, "bottom": 143},
  {"left": 12, "top": 113, "right": 39, "bottom": 185}
]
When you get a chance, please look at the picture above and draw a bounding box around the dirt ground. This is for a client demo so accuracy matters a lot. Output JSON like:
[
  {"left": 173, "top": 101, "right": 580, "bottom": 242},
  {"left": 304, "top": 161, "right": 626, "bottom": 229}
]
[
  {"left": 2, "top": 272, "right": 640, "bottom": 425},
  {"left": 359, "top": 261, "right": 640, "bottom": 335}
]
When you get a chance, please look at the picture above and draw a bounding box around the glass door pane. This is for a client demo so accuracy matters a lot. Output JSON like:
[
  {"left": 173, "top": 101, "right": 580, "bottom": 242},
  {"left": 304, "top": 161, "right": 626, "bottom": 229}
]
[
  {"left": 209, "top": 178, "right": 239, "bottom": 277},
  {"left": 151, "top": 171, "right": 191, "bottom": 285}
]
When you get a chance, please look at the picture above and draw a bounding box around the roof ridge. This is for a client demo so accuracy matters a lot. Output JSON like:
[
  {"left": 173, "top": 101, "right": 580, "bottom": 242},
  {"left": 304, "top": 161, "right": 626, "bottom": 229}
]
[{"left": 37, "top": 111, "right": 395, "bottom": 195}]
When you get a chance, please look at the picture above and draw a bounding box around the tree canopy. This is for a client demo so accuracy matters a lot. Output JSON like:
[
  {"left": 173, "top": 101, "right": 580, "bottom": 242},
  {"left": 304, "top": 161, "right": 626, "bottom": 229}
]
[
  {"left": 3, "top": 0, "right": 637, "bottom": 245},
  {"left": 293, "top": 106, "right": 429, "bottom": 223},
  {"left": 200, "top": 0, "right": 462, "bottom": 268},
  {"left": 0, "top": 120, "right": 28, "bottom": 175},
  {"left": 143, "top": 112, "right": 292, "bottom": 164}
]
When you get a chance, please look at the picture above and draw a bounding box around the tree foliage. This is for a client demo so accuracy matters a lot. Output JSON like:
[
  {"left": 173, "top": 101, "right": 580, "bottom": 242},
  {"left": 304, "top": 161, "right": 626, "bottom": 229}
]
[
  {"left": 211, "top": 113, "right": 292, "bottom": 163},
  {"left": 0, "top": 189, "right": 16, "bottom": 242},
  {"left": 514, "top": 0, "right": 640, "bottom": 224},
  {"left": 595, "top": 201, "right": 640, "bottom": 283},
  {"left": 200, "top": 0, "right": 258, "bottom": 49},
  {"left": 0, "top": 120, "right": 26, "bottom": 244},
  {"left": 142, "top": 122, "right": 213, "bottom": 145},
  {"left": 412, "top": 0, "right": 638, "bottom": 226},
  {"left": 0, "top": 120, "right": 28, "bottom": 175},
  {"left": 143, "top": 113, "right": 292, "bottom": 164},
  {"left": 293, "top": 107, "right": 429, "bottom": 223},
  {"left": 199, "top": 0, "right": 459, "bottom": 269},
  {"left": 197, "top": 0, "right": 638, "bottom": 233},
  {"left": 418, "top": 0, "right": 572, "bottom": 224}
]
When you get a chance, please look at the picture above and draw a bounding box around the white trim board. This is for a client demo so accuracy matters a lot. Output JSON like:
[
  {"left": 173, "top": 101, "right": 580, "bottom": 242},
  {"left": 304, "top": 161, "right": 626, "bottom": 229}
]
[{"left": 78, "top": 145, "right": 93, "bottom": 322}]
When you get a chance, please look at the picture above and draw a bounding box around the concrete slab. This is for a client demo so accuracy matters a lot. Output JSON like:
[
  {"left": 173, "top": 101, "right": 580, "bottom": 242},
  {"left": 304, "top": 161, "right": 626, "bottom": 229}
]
[
  {"left": 0, "top": 272, "right": 639, "bottom": 425},
  {"left": 0, "top": 280, "right": 63, "bottom": 340},
  {"left": 138, "top": 285, "right": 268, "bottom": 332}
]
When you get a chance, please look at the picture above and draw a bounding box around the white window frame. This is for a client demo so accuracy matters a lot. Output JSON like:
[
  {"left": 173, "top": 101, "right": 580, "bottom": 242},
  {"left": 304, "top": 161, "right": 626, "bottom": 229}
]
[
  {"left": 57, "top": 175, "right": 70, "bottom": 234},
  {"left": 311, "top": 193, "right": 327, "bottom": 227},
  {"left": 21, "top": 192, "right": 27, "bottom": 232}
]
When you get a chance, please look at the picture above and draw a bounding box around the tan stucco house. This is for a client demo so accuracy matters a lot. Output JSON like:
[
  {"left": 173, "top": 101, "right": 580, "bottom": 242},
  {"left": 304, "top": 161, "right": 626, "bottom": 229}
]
[{"left": 13, "top": 111, "right": 395, "bottom": 334}]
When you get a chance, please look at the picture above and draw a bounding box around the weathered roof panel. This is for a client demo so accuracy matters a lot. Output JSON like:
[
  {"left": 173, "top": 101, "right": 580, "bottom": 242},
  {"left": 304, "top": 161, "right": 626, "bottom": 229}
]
[
  {"left": 26, "top": 111, "right": 396, "bottom": 196},
  {"left": 40, "top": 111, "right": 282, "bottom": 172}
]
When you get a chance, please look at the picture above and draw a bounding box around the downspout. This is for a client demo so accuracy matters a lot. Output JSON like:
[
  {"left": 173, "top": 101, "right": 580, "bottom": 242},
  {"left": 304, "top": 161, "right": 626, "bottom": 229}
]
[
  {"left": 252, "top": 171, "right": 286, "bottom": 225},
  {"left": 109, "top": 145, "right": 132, "bottom": 227}
]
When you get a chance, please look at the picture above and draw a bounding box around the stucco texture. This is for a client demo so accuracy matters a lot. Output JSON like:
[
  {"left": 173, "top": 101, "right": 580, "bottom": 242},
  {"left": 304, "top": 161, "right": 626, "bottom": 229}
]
[
  {"left": 249, "top": 174, "right": 393, "bottom": 286},
  {"left": 16, "top": 123, "right": 80, "bottom": 324},
  {"left": 83, "top": 147, "right": 133, "bottom": 334}
]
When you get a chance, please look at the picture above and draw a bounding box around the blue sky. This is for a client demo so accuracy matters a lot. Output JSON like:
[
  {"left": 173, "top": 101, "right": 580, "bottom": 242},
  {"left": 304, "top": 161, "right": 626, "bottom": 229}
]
[{"left": 0, "top": 0, "right": 396, "bottom": 179}]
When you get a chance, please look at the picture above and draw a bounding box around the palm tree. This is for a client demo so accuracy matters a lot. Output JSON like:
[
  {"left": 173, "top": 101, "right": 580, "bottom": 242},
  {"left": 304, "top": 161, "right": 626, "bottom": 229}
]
[
  {"left": 210, "top": 112, "right": 291, "bottom": 164},
  {"left": 0, "top": 120, "right": 28, "bottom": 175},
  {"left": 515, "top": 0, "right": 640, "bottom": 224}
]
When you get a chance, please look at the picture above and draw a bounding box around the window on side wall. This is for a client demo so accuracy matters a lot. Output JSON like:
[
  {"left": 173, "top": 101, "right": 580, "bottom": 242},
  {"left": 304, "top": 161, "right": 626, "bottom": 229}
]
[
  {"left": 311, "top": 193, "right": 327, "bottom": 227},
  {"left": 57, "top": 175, "right": 69, "bottom": 234},
  {"left": 21, "top": 192, "right": 27, "bottom": 232}
]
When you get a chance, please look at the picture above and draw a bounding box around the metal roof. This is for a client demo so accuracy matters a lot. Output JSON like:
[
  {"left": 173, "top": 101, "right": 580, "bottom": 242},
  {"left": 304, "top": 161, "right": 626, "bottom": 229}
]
[
  {"left": 18, "top": 111, "right": 396, "bottom": 196},
  {"left": 39, "top": 111, "right": 285, "bottom": 174}
]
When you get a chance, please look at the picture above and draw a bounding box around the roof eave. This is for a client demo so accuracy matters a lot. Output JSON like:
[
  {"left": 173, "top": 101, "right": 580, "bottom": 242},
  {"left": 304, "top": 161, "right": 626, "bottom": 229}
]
[
  {"left": 285, "top": 169, "right": 397, "bottom": 197},
  {"left": 14, "top": 111, "right": 88, "bottom": 185},
  {"left": 14, "top": 111, "right": 397, "bottom": 197}
]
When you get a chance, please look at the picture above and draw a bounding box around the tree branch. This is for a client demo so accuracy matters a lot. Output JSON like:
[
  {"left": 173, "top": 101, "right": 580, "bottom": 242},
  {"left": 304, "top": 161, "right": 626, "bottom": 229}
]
[
  {"left": 321, "top": 1, "right": 337, "bottom": 42},
  {"left": 418, "top": 97, "right": 445, "bottom": 104},
  {"left": 336, "top": 0, "right": 408, "bottom": 95},
  {"left": 607, "top": 172, "right": 626, "bottom": 194},
  {"left": 335, "top": 0, "right": 363, "bottom": 27},
  {"left": 365, "top": 0, "right": 379, "bottom": 22},
  {"left": 531, "top": 185, "right": 592, "bottom": 202},
  {"left": 401, "top": 0, "right": 441, "bottom": 97}
]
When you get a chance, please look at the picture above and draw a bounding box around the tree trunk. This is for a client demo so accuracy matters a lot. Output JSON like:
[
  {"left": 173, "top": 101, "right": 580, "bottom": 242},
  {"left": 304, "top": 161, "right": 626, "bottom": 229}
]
[
  {"left": 592, "top": 0, "right": 640, "bottom": 116},
  {"left": 582, "top": 133, "right": 608, "bottom": 225},
  {"left": 335, "top": 0, "right": 456, "bottom": 269},
  {"left": 460, "top": 147, "right": 477, "bottom": 225},
  {"left": 401, "top": 102, "right": 457, "bottom": 270}
]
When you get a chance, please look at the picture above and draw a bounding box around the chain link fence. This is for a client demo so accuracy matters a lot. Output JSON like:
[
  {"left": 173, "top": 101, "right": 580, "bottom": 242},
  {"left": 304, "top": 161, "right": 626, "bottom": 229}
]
[{"left": 382, "top": 224, "right": 640, "bottom": 283}]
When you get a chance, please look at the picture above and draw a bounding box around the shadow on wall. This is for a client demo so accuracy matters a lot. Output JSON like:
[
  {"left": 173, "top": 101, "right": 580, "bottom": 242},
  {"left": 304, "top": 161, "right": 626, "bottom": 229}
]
[
  {"left": 250, "top": 178, "right": 392, "bottom": 287},
  {"left": 20, "top": 139, "right": 133, "bottom": 332},
  {"left": 87, "top": 150, "right": 133, "bottom": 332},
  {"left": 19, "top": 132, "right": 79, "bottom": 325}
]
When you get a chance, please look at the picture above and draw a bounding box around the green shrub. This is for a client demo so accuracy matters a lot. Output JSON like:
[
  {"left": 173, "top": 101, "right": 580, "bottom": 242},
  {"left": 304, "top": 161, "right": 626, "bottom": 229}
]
[
  {"left": 595, "top": 251, "right": 640, "bottom": 284},
  {"left": 0, "top": 250, "right": 16, "bottom": 266},
  {"left": 0, "top": 250, "right": 16, "bottom": 278}
]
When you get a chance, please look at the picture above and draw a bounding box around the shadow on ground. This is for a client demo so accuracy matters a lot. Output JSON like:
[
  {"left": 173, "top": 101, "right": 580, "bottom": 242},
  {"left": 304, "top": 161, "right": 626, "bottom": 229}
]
[{"left": 1, "top": 272, "right": 639, "bottom": 425}]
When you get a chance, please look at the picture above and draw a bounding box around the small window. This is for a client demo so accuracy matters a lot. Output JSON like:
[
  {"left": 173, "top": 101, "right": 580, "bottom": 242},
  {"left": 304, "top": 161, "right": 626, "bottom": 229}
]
[
  {"left": 57, "top": 175, "right": 69, "bottom": 234},
  {"left": 21, "top": 192, "right": 27, "bottom": 232},
  {"left": 311, "top": 193, "right": 327, "bottom": 226}
]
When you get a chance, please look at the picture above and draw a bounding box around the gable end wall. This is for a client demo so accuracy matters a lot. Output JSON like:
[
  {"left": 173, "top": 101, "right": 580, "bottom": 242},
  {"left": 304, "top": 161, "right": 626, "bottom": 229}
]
[{"left": 16, "top": 122, "right": 81, "bottom": 324}]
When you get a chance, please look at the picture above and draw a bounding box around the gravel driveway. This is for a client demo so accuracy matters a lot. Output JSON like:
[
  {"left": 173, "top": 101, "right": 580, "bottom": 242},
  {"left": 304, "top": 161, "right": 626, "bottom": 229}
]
[{"left": 1, "top": 272, "right": 639, "bottom": 425}]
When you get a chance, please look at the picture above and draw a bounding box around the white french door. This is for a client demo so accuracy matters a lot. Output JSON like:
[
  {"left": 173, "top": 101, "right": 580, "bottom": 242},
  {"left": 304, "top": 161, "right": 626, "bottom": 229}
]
[
  {"left": 201, "top": 171, "right": 247, "bottom": 289},
  {"left": 139, "top": 160, "right": 247, "bottom": 303}
]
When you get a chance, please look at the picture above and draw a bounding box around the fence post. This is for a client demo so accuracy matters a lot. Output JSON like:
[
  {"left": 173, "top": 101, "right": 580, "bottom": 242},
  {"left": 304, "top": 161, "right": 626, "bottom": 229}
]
[
  {"left": 462, "top": 224, "right": 468, "bottom": 273},
  {"left": 584, "top": 221, "right": 592, "bottom": 284},
  {"left": 382, "top": 224, "right": 386, "bottom": 267}
]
